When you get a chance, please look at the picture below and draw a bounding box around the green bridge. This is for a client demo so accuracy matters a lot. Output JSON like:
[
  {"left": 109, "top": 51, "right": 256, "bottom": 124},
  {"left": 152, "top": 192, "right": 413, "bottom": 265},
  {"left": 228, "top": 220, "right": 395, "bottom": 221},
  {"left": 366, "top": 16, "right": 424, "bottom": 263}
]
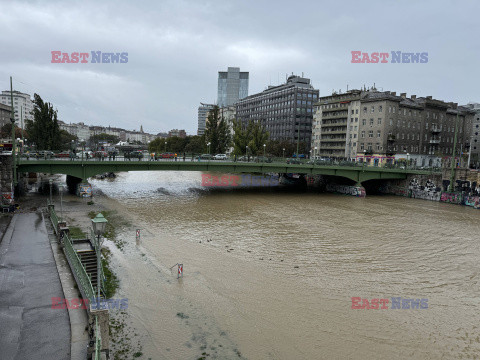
[{"left": 17, "top": 159, "right": 440, "bottom": 185}]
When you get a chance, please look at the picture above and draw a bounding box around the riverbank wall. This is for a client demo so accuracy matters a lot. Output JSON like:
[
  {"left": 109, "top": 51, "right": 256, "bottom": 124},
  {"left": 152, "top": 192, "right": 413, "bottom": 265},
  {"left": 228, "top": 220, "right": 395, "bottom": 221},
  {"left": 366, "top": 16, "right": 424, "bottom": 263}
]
[{"left": 378, "top": 168, "right": 480, "bottom": 209}]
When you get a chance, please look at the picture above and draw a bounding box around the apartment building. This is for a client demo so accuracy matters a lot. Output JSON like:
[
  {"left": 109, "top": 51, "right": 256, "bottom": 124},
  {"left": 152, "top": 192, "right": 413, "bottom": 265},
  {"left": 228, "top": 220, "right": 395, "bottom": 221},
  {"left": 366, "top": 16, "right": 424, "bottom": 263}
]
[
  {"left": 0, "top": 90, "right": 34, "bottom": 127},
  {"left": 313, "top": 90, "right": 475, "bottom": 167},
  {"left": 0, "top": 103, "right": 11, "bottom": 129},
  {"left": 462, "top": 102, "right": 480, "bottom": 167},
  {"left": 311, "top": 90, "right": 362, "bottom": 159},
  {"left": 197, "top": 103, "right": 215, "bottom": 135},
  {"left": 236, "top": 75, "right": 319, "bottom": 149}
]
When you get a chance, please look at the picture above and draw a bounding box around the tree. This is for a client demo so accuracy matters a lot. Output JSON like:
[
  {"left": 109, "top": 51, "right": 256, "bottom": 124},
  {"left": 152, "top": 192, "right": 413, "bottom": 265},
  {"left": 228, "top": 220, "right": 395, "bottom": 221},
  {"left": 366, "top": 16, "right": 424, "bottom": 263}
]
[
  {"left": 25, "top": 93, "right": 61, "bottom": 150},
  {"left": 248, "top": 121, "right": 269, "bottom": 155},
  {"left": 184, "top": 135, "right": 204, "bottom": 154},
  {"left": 59, "top": 130, "right": 78, "bottom": 151},
  {"left": 0, "top": 123, "right": 27, "bottom": 140},
  {"left": 204, "top": 106, "right": 231, "bottom": 154},
  {"left": 89, "top": 133, "right": 120, "bottom": 147},
  {"left": 232, "top": 119, "right": 253, "bottom": 155}
]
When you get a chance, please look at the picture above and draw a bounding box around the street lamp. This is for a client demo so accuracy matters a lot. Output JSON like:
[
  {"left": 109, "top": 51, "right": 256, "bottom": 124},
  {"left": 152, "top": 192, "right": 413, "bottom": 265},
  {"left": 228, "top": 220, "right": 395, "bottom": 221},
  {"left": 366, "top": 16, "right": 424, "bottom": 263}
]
[
  {"left": 91, "top": 213, "right": 108, "bottom": 302},
  {"left": 263, "top": 143, "right": 266, "bottom": 162},
  {"left": 207, "top": 142, "right": 211, "bottom": 158},
  {"left": 314, "top": 146, "right": 317, "bottom": 165},
  {"left": 282, "top": 147, "right": 285, "bottom": 160},
  {"left": 49, "top": 179, "right": 53, "bottom": 205},
  {"left": 362, "top": 149, "right": 366, "bottom": 171},
  {"left": 164, "top": 141, "right": 167, "bottom": 153},
  {"left": 60, "top": 185, "right": 64, "bottom": 221},
  {"left": 246, "top": 145, "right": 249, "bottom": 162},
  {"left": 406, "top": 152, "right": 410, "bottom": 171}
]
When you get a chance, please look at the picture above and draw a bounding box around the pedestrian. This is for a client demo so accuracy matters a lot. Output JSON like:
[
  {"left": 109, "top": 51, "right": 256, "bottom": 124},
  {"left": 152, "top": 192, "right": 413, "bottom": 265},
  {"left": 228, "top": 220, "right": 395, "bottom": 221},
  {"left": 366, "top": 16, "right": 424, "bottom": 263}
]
[{"left": 183, "top": 152, "right": 186, "bottom": 162}]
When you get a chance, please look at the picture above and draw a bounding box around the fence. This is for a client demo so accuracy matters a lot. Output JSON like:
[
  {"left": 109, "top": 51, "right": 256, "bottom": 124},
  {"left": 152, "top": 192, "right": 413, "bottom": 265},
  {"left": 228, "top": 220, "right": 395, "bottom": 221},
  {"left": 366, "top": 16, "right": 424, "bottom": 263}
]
[{"left": 48, "top": 204, "right": 105, "bottom": 358}]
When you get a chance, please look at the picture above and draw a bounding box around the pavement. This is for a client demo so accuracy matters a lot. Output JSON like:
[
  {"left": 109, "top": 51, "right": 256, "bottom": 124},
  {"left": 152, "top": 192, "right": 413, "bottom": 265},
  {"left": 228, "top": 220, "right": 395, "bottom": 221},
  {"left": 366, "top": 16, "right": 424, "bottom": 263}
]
[{"left": 0, "top": 213, "right": 70, "bottom": 360}]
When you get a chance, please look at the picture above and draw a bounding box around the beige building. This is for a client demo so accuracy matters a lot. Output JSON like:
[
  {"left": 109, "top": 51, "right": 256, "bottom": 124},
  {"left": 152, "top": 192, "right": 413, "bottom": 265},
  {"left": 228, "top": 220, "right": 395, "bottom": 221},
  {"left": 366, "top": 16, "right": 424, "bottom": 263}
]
[
  {"left": 311, "top": 89, "right": 362, "bottom": 159},
  {"left": 312, "top": 89, "right": 475, "bottom": 167}
]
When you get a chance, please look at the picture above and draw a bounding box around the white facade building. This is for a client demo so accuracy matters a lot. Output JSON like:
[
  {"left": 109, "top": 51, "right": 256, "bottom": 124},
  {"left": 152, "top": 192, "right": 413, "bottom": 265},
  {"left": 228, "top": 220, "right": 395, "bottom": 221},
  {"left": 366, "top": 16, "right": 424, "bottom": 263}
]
[{"left": 0, "top": 90, "right": 34, "bottom": 128}]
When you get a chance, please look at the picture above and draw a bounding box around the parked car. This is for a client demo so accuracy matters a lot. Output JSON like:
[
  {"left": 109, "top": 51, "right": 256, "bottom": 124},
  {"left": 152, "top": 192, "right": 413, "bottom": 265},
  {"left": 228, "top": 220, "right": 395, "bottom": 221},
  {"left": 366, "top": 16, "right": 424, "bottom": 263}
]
[
  {"left": 198, "top": 154, "right": 214, "bottom": 160},
  {"left": 254, "top": 156, "right": 272, "bottom": 163},
  {"left": 54, "top": 151, "right": 73, "bottom": 158},
  {"left": 214, "top": 154, "right": 228, "bottom": 160},
  {"left": 37, "top": 150, "right": 54, "bottom": 158},
  {"left": 286, "top": 158, "right": 302, "bottom": 164},
  {"left": 292, "top": 154, "right": 306, "bottom": 158},
  {"left": 158, "top": 152, "right": 176, "bottom": 159}
]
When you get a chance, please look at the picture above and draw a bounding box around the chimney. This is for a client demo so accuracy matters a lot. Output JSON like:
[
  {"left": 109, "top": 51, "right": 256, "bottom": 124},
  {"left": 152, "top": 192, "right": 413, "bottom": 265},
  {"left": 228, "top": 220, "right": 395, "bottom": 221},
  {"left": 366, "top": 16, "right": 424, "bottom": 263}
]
[
  {"left": 426, "top": 96, "right": 432, "bottom": 100},
  {"left": 411, "top": 95, "right": 416, "bottom": 100},
  {"left": 391, "top": 92, "right": 396, "bottom": 96},
  {"left": 400, "top": 93, "right": 406, "bottom": 98}
]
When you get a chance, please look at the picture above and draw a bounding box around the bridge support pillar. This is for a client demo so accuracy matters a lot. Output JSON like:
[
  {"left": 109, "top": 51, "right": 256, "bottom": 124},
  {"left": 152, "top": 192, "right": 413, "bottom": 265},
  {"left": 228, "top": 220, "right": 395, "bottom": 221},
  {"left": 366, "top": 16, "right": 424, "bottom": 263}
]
[{"left": 66, "top": 175, "right": 82, "bottom": 195}]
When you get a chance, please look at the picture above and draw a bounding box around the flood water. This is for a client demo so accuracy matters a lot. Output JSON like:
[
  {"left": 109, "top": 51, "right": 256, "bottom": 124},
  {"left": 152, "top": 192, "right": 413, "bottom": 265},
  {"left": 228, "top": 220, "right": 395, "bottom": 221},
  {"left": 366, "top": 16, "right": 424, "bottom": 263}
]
[{"left": 91, "top": 171, "right": 480, "bottom": 359}]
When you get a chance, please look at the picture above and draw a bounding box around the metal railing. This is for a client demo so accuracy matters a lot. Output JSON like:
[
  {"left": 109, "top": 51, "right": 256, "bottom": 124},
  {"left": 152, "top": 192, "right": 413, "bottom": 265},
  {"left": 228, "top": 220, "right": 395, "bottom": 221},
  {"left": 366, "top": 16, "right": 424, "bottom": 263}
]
[
  {"left": 94, "top": 315, "right": 101, "bottom": 360},
  {"left": 49, "top": 206, "right": 95, "bottom": 300},
  {"left": 49, "top": 204, "right": 60, "bottom": 235}
]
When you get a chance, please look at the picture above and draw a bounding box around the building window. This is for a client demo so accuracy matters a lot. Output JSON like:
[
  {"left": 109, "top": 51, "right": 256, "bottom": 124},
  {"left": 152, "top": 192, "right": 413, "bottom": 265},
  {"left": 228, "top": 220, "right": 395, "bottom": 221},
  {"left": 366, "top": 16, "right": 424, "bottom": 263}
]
[
  {"left": 355, "top": 109, "right": 358, "bottom": 114},
  {"left": 378, "top": 118, "right": 382, "bottom": 125},
  {"left": 379, "top": 106, "right": 383, "bottom": 112},
  {"left": 370, "top": 119, "right": 374, "bottom": 125},
  {"left": 363, "top": 107, "right": 367, "bottom": 113},
  {"left": 371, "top": 106, "right": 374, "bottom": 113},
  {"left": 376, "top": 144, "right": 381, "bottom": 151},
  {"left": 362, "top": 119, "right": 366, "bottom": 125},
  {"left": 360, "top": 143, "right": 364, "bottom": 150},
  {"left": 389, "top": 119, "right": 393, "bottom": 126},
  {"left": 361, "top": 131, "right": 365, "bottom": 138},
  {"left": 377, "top": 130, "right": 381, "bottom": 137},
  {"left": 369, "top": 130, "right": 373, "bottom": 138},
  {"left": 393, "top": 107, "right": 396, "bottom": 113}
]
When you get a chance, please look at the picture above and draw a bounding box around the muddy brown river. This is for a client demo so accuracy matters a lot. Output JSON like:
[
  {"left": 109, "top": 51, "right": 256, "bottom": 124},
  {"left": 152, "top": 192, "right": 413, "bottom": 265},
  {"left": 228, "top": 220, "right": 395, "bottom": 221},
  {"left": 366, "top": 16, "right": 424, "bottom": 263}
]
[{"left": 90, "top": 171, "right": 480, "bottom": 359}]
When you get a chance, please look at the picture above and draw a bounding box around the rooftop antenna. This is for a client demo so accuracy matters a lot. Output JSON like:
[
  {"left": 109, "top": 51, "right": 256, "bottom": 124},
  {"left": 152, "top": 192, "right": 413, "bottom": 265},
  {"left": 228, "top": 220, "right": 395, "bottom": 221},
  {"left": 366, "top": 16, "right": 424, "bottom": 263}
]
[
  {"left": 347, "top": 84, "right": 349, "bottom": 91},
  {"left": 302, "top": 72, "right": 304, "bottom": 77}
]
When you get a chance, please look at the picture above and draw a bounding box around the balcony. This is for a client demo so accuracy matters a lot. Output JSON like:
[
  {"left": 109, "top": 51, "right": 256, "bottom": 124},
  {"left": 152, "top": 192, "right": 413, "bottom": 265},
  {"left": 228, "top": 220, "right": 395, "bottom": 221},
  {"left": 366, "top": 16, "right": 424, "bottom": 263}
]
[
  {"left": 429, "top": 138, "right": 441, "bottom": 144},
  {"left": 431, "top": 126, "right": 442, "bottom": 133}
]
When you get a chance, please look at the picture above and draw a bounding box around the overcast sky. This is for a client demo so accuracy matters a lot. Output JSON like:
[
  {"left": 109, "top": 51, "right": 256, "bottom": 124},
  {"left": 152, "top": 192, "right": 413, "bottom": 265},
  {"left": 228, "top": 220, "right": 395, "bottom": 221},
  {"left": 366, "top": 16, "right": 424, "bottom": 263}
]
[{"left": 0, "top": 0, "right": 478, "bottom": 135}]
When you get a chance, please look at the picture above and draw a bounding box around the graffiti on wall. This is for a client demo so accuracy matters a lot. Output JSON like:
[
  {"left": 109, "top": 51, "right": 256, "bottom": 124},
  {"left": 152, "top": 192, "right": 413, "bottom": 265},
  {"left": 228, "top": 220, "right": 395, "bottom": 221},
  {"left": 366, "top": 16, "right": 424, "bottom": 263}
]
[
  {"left": 409, "top": 178, "right": 442, "bottom": 201},
  {"left": 1, "top": 192, "right": 14, "bottom": 205},
  {"left": 326, "top": 184, "right": 366, "bottom": 197}
]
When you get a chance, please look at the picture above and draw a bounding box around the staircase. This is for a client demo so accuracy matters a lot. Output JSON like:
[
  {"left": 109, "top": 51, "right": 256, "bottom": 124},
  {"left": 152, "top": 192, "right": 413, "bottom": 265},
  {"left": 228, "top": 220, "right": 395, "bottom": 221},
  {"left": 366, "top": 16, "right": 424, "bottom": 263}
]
[{"left": 77, "top": 249, "right": 100, "bottom": 292}]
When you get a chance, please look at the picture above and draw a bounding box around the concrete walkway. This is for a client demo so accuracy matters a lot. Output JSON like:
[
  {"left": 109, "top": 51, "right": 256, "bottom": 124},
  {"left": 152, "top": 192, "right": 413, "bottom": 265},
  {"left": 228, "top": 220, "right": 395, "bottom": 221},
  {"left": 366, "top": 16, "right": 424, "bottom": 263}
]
[{"left": 0, "top": 213, "right": 70, "bottom": 360}]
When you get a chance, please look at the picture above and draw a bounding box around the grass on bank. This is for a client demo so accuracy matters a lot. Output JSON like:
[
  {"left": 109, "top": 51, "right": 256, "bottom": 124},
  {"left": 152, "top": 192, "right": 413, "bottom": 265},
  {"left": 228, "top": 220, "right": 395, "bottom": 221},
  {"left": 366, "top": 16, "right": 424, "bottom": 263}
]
[
  {"left": 69, "top": 226, "right": 87, "bottom": 239},
  {"left": 101, "top": 247, "right": 119, "bottom": 299}
]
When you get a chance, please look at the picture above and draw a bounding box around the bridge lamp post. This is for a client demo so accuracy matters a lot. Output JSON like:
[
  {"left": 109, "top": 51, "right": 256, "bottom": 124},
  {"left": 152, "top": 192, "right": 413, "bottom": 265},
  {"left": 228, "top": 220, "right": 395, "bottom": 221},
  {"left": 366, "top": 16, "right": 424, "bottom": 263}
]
[
  {"left": 282, "top": 148, "right": 285, "bottom": 161},
  {"left": 314, "top": 147, "right": 317, "bottom": 166},
  {"left": 246, "top": 146, "right": 249, "bottom": 162},
  {"left": 263, "top": 144, "right": 266, "bottom": 163},
  {"left": 362, "top": 150, "right": 366, "bottom": 172},
  {"left": 49, "top": 179, "right": 53, "bottom": 205},
  {"left": 406, "top": 152, "right": 410, "bottom": 172},
  {"left": 164, "top": 141, "right": 167, "bottom": 153},
  {"left": 92, "top": 213, "right": 108, "bottom": 302},
  {"left": 207, "top": 142, "right": 211, "bottom": 162}
]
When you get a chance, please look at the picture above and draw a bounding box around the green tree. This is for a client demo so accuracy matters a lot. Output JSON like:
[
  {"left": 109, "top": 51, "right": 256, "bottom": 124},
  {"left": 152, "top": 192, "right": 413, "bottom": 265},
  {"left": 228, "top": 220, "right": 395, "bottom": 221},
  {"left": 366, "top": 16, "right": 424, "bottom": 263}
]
[
  {"left": 204, "top": 106, "right": 231, "bottom": 154},
  {"left": 232, "top": 119, "right": 253, "bottom": 155},
  {"left": 25, "top": 93, "right": 61, "bottom": 150},
  {"left": 59, "top": 130, "right": 78, "bottom": 151},
  {"left": 0, "top": 123, "right": 26, "bottom": 139},
  {"left": 90, "top": 133, "right": 120, "bottom": 147},
  {"left": 247, "top": 121, "right": 269, "bottom": 155},
  {"left": 184, "top": 135, "right": 204, "bottom": 154}
]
